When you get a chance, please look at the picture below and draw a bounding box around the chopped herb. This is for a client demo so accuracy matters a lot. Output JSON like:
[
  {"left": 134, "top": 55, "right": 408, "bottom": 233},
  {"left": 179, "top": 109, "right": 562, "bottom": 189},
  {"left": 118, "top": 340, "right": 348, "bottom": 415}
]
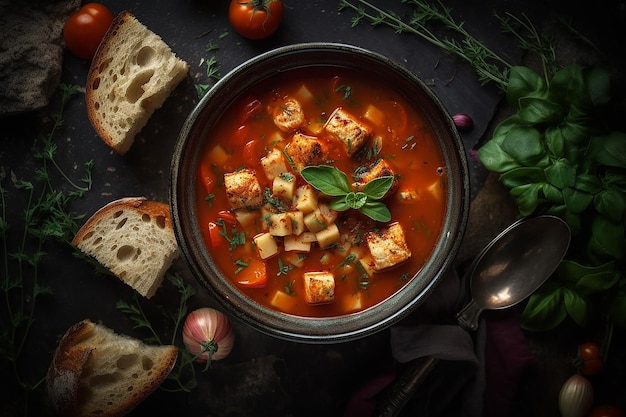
[
  {"left": 277, "top": 258, "right": 293, "bottom": 276},
  {"left": 205, "top": 193, "right": 216, "bottom": 207},
  {"left": 206, "top": 40, "right": 219, "bottom": 52},
  {"left": 337, "top": 253, "right": 357, "bottom": 268},
  {"left": 334, "top": 84, "right": 352, "bottom": 100},
  {"left": 282, "top": 149, "right": 297, "bottom": 170},
  {"left": 285, "top": 280, "right": 296, "bottom": 295},
  {"left": 264, "top": 188, "right": 290, "bottom": 212},
  {"left": 195, "top": 56, "right": 222, "bottom": 98},
  {"left": 216, "top": 218, "right": 245, "bottom": 250},
  {"left": 234, "top": 259, "right": 249, "bottom": 274},
  {"left": 279, "top": 172, "right": 295, "bottom": 182}
]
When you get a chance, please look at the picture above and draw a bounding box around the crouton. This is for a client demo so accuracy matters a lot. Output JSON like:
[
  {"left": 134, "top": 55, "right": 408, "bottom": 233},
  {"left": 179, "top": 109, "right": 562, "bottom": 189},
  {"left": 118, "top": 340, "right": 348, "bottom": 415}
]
[
  {"left": 303, "top": 271, "right": 335, "bottom": 304},
  {"left": 354, "top": 159, "right": 399, "bottom": 197},
  {"left": 324, "top": 108, "right": 371, "bottom": 156},
  {"left": 284, "top": 133, "right": 329, "bottom": 171},
  {"left": 365, "top": 223, "right": 411, "bottom": 271},
  {"left": 273, "top": 98, "right": 305, "bottom": 132},
  {"left": 224, "top": 169, "right": 264, "bottom": 211}
]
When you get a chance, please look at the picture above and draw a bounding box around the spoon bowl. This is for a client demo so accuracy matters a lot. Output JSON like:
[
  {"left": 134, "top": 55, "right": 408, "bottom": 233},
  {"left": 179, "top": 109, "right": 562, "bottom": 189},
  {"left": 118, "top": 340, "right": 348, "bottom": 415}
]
[{"left": 457, "top": 215, "right": 571, "bottom": 330}]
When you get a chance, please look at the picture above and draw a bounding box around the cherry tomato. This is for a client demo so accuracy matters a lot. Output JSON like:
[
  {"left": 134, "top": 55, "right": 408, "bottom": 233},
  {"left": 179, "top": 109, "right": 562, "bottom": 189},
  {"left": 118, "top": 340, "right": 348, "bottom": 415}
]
[
  {"left": 588, "top": 405, "right": 625, "bottom": 417},
  {"left": 228, "top": 0, "right": 284, "bottom": 40},
  {"left": 577, "top": 342, "right": 604, "bottom": 376},
  {"left": 63, "top": 3, "right": 114, "bottom": 59}
]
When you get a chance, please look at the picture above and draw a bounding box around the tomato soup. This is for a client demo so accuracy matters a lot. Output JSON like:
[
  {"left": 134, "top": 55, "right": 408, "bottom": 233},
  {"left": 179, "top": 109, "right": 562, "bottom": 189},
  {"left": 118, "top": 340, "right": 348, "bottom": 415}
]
[{"left": 195, "top": 67, "right": 447, "bottom": 317}]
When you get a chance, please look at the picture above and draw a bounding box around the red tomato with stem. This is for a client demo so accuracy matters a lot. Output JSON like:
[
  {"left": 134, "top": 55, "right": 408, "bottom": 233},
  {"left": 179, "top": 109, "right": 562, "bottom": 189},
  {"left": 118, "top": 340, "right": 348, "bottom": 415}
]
[
  {"left": 228, "top": 0, "right": 284, "bottom": 40},
  {"left": 577, "top": 342, "right": 604, "bottom": 376},
  {"left": 588, "top": 405, "right": 625, "bottom": 417},
  {"left": 63, "top": 3, "right": 114, "bottom": 59}
]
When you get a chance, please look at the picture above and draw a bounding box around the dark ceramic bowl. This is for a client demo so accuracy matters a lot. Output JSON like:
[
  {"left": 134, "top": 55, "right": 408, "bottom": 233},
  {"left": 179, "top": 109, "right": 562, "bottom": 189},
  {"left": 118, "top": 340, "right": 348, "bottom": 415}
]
[{"left": 170, "top": 43, "right": 469, "bottom": 343}]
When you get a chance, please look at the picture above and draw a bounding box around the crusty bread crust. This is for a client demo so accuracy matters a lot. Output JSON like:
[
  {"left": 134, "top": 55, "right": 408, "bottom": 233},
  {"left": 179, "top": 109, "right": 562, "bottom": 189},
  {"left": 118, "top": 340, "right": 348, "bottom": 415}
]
[
  {"left": 47, "top": 319, "right": 178, "bottom": 417},
  {"left": 72, "top": 197, "right": 179, "bottom": 298},
  {"left": 85, "top": 11, "right": 189, "bottom": 154}
]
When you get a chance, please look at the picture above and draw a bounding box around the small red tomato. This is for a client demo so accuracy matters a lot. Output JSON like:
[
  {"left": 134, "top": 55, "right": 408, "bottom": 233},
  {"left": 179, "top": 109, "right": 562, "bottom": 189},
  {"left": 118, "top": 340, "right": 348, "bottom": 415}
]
[
  {"left": 577, "top": 342, "right": 604, "bottom": 376},
  {"left": 588, "top": 405, "right": 625, "bottom": 417},
  {"left": 63, "top": 3, "right": 114, "bottom": 59},
  {"left": 228, "top": 0, "right": 284, "bottom": 40}
]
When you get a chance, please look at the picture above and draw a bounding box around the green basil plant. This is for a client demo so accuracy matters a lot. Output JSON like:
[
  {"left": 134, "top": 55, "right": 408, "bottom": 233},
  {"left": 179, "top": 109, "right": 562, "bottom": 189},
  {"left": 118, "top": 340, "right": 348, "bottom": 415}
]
[{"left": 478, "top": 64, "right": 626, "bottom": 331}]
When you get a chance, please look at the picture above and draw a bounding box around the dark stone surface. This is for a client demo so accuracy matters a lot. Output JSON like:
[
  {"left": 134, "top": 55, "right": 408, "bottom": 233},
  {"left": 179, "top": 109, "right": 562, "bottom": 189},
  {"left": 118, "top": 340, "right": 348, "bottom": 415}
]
[{"left": 1, "top": 0, "right": 625, "bottom": 416}]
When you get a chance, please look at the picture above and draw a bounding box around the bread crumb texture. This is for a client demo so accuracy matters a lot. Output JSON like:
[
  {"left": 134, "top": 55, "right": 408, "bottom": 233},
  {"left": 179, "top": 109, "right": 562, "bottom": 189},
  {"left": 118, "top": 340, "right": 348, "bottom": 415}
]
[
  {"left": 86, "top": 11, "right": 189, "bottom": 154},
  {"left": 47, "top": 320, "right": 178, "bottom": 417},
  {"left": 73, "top": 197, "right": 179, "bottom": 298}
]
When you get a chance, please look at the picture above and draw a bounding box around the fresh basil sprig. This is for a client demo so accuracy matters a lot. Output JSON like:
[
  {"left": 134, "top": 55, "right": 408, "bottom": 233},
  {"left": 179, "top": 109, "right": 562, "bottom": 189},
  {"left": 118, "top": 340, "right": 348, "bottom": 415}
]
[{"left": 300, "top": 165, "right": 393, "bottom": 222}]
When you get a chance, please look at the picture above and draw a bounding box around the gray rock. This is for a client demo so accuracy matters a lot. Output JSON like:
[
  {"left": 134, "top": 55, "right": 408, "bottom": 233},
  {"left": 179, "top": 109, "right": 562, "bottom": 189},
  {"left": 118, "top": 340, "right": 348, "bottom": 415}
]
[{"left": 0, "top": 0, "right": 81, "bottom": 117}]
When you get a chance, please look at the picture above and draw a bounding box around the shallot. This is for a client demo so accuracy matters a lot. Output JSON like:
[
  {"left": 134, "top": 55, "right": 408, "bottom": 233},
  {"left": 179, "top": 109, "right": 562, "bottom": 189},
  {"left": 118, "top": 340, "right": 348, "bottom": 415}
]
[
  {"left": 183, "top": 307, "right": 235, "bottom": 369},
  {"left": 558, "top": 374, "right": 594, "bottom": 417},
  {"left": 452, "top": 113, "right": 474, "bottom": 132}
]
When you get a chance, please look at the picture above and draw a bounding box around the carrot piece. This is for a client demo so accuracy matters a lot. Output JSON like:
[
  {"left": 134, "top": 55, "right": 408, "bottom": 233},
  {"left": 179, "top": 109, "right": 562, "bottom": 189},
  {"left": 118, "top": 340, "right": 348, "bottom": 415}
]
[
  {"left": 235, "top": 257, "right": 267, "bottom": 288},
  {"left": 199, "top": 163, "right": 217, "bottom": 196}
]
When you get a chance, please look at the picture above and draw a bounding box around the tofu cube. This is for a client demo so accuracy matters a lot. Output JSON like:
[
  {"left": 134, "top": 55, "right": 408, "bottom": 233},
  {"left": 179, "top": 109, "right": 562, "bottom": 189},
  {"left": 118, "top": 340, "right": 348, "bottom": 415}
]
[
  {"left": 324, "top": 108, "right": 372, "bottom": 156},
  {"left": 270, "top": 290, "right": 298, "bottom": 312},
  {"left": 268, "top": 212, "right": 293, "bottom": 237},
  {"left": 303, "top": 271, "right": 335, "bottom": 304},
  {"left": 284, "top": 133, "right": 329, "bottom": 171},
  {"left": 287, "top": 210, "right": 305, "bottom": 235},
  {"left": 316, "top": 223, "right": 340, "bottom": 249},
  {"left": 283, "top": 252, "right": 307, "bottom": 268},
  {"left": 273, "top": 98, "right": 305, "bottom": 132},
  {"left": 343, "top": 291, "right": 365, "bottom": 312},
  {"left": 253, "top": 232, "right": 279, "bottom": 260},
  {"left": 293, "top": 185, "right": 318, "bottom": 214},
  {"left": 365, "top": 223, "right": 411, "bottom": 271},
  {"left": 224, "top": 169, "right": 264, "bottom": 211},
  {"left": 262, "top": 148, "right": 289, "bottom": 181},
  {"left": 284, "top": 234, "right": 312, "bottom": 252},
  {"left": 363, "top": 104, "right": 385, "bottom": 127},
  {"left": 272, "top": 172, "right": 297, "bottom": 200}
]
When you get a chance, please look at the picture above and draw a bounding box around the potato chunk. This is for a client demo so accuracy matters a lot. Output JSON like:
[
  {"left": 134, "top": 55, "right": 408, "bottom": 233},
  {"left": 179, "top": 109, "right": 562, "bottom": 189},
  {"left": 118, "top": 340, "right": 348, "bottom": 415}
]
[
  {"left": 303, "top": 271, "right": 335, "bottom": 304},
  {"left": 365, "top": 223, "right": 411, "bottom": 271},
  {"left": 324, "top": 108, "right": 371, "bottom": 156},
  {"left": 224, "top": 169, "right": 263, "bottom": 211},
  {"left": 253, "top": 232, "right": 279, "bottom": 260}
]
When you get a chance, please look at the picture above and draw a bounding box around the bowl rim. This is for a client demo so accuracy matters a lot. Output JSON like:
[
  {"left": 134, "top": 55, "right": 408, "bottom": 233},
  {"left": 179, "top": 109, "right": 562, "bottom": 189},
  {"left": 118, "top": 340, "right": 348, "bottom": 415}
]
[{"left": 170, "top": 42, "right": 470, "bottom": 343}]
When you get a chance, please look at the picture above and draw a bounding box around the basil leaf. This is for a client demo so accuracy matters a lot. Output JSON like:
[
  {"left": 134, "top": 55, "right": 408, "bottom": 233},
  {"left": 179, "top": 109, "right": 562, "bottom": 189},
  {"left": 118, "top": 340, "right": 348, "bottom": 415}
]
[
  {"left": 588, "top": 215, "right": 626, "bottom": 260},
  {"left": 544, "top": 126, "right": 565, "bottom": 157},
  {"left": 544, "top": 159, "right": 575, "bottom": 189},
  {"left": 575, "top": 174, "right": 603, "bottom": 194},
  {"left": 477, "top": 139, "right": 520, "bottom": 173},
  {"left": 562, "top": 187, "right": 593, "bottom": 214},
  {"left": 520, "top": 283, "right": 568, "bottom": 331},
  {"left": 359, "top": 201, "right": 391, "bottom": 222},
  {"left": 589, "top": 131, "right": 626, "bottom": 168},
  {"left": 500, "top": 167, "right": 545, "bottom": 188},
  {"left": 517, "top": 97, "right": 565, "bottom": 125},
  {"left": 542, "top": 183, "right": 564, "bottom": 203},
  {"left": 329, "top": 196, "right": 350, "bottom": 212},
  {"left": 594, "top": 189, "right": 626, "bottom": 222},
  {"left": 575, "top": 269, "right": 621, "bottom": 296},
  {"left": 563, "top": 288, "right": 590, "bottom": 328},
  {"left": 361, "top": 176, "right": 394, "bottom": 200},
  {"left": 346, "top": 192, "right": 367, "bottom": 209},
  {"left": 510, "top": 183, "right": 542, "bottom": 216},
  {"left": 585, "top": 65, "right": 611, "bottom": 107},
  {"left": 548, "top": 65, "right": 586, "bottom": 107},
  {"left": 500, "top": 125, "right": 546, "bottom": 166},
  {"left": 506, "top": 66, "right": 546, "bottom": 109},
  {"left": 300, "top": 165, "right": 351, "bottom": 196}
]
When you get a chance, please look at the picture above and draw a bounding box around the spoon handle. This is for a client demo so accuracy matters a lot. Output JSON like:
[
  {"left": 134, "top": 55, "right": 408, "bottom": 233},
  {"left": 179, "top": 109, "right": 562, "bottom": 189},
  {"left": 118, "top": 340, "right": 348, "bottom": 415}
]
[{"left": 456, "top": 299, "right": 482, "bottom": 331}]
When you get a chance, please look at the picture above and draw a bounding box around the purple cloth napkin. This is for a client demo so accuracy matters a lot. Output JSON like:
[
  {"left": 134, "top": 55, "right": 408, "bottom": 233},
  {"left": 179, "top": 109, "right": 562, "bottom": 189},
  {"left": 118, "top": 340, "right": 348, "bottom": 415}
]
[{"left": 343, "top": 266, "right": 534, "bottom": 417}]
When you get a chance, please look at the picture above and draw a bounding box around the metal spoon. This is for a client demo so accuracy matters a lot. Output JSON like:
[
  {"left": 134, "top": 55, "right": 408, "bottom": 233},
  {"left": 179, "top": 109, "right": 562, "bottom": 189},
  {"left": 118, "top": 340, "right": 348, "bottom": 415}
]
[
  {"left": 375, "top": 214, "right": 571, "bottom": 417},
  {"left": 456, "top": 214, "right": 571, "bottom": 330}
]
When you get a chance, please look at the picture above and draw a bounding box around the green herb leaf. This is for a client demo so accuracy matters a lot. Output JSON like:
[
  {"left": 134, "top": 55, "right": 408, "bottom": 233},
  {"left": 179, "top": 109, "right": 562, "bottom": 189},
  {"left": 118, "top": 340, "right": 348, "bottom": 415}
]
[
  {"left": 300, "top": 165, "right": 352, "bottom": 196},
  {"left": 361, "top": 175, "right": 394, "bottom": 200},
  {"left": 345, "top": 191, "right": 368, "bottom": 209},
  {"left": 360, "top": 201, "right": 391, "bottom": 222}
]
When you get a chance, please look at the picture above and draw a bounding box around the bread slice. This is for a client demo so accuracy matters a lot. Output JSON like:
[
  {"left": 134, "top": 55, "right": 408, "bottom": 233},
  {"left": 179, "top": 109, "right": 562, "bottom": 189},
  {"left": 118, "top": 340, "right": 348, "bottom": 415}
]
[
  {"left": 72, "top": 197, "right": 179, "bottom": 298},
  {"left": 86, "top": 11, "right": 189, "bottom": 154},
  {"left": 47, "top": 319, "right": 178, "bottom": 417}
]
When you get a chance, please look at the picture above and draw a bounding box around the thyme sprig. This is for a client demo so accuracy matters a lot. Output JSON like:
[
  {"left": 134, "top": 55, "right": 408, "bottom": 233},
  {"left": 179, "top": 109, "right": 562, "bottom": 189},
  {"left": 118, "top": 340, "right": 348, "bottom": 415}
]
[
  {"left": 1, "top": 83, "right": 92, "bottom": 415},
  {"left": 116, "top": 272, "right": 199, "bottom": 392},
  {"left": 338, "top": 0, "right": 558, "bottom": 90}
]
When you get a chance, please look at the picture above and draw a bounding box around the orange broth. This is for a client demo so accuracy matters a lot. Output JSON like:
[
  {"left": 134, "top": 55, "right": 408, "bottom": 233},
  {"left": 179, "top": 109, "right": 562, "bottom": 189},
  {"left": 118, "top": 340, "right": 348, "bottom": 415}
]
[{"left": 195, "top": 67, "right": 447, "bottom": 317}]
